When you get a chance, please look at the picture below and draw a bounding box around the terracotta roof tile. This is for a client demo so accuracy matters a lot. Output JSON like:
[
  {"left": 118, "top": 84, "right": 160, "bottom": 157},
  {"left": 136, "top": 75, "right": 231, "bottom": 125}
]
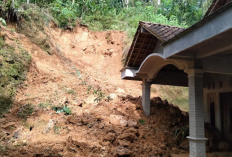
[
  {"left": 204, "top": 0, "right": 232, "bottom": 17},
  {"left": 140, "top": 21, "right": 185, "bottom": 42}
]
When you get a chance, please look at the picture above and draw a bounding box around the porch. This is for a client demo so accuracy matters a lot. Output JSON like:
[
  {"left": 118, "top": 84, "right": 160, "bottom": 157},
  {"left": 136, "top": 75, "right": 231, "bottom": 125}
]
[{"left": 121, "top": 1, "right": 232, "bottom": 157}]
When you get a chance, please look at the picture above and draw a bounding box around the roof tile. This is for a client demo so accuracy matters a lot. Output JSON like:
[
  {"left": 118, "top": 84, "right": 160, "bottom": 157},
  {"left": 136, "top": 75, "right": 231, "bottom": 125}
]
[
  {"left": 140, "top": 21, "right": 185, "bottom": 42},
  {"left": 204, "top": 0, "right": 232, "bottom": 17}
]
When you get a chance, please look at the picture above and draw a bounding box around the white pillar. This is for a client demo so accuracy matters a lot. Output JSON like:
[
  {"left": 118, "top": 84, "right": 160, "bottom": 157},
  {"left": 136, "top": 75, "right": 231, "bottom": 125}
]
[
  {"left": 186, "top": 69, "right": 207, "bottom": 157},
  {"left": 142, "top": 80, "right": 151, "bottom": 116}
]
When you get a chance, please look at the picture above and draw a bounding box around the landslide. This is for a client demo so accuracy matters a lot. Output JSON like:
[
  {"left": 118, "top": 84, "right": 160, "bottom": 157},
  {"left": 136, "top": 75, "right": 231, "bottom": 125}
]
[{"left": 0, "top": 11, "right": 189, "bottom": 157}]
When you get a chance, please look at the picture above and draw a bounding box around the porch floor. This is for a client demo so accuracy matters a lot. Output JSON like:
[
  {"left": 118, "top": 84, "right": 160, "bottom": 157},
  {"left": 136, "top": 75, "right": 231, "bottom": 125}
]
[{"left": 171, "top": 152, "right": 232, "bottom": 157}]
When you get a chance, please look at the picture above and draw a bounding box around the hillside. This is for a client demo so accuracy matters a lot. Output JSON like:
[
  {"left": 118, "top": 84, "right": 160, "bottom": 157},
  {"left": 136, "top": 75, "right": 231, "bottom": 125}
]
[{"left": 0, "top": 22, "right": 191, "bottom": 157}]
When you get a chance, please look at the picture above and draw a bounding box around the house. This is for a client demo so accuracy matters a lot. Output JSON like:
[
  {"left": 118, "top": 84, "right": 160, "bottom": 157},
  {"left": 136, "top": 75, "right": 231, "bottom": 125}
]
[{"left": 120, "top": 1, "right": 232, "bottom": 157}]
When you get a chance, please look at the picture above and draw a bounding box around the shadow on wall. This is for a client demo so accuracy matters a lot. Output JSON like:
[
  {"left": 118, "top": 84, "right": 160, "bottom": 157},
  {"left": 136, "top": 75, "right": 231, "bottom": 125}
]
[{"left": 151, "top": 85, "right": 189, "bottom": 111}]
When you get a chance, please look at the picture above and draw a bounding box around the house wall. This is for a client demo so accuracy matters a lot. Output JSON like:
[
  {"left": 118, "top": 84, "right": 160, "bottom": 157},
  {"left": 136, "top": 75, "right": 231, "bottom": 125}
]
[{"left": 203, "top": 73, "right": 232, "bottom": 131}]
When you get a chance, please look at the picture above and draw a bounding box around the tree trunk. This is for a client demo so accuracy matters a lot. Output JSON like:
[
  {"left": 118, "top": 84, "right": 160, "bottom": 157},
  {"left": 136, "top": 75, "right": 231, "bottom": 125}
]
[
  {"left": 72, "top": 0, "right": 75, "bottom": 5},
  {"left": 124, "top": 0, "right": 129, "bottom": 9},
  {"left": 27, "top": 0, "right": 29, "bottom": 3}
]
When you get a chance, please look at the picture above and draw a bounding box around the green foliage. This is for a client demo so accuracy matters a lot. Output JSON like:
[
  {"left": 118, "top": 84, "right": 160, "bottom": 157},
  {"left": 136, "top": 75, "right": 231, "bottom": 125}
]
[
  {"left": 16, "top": 4, "right": 54, "bottom": 54},
  {"left": 0, "top": 145, "right": 6, "bottom": 152},
  {"left": 157, "top": 0, "right": 199, "bottom": 26},
  {"left": 63, "top": 105, "right": 71, "bottom": 115},
  {"left": 0, "top": 36, "right": 31, "bottom": 116},
  {"left": 39, "top": 101, "right": 52, "bottom": 108},
  {"left": 52, "top": 105, "right": 72, "bottom": 115},
  {"left": 1, "top": 0, "right": 213, "bottom": 31},
  {"left": 0, "top": 96, "right": 13, "bottom": 116},
  {"left": 175, "top": 126, "right": 188, "bottom": 138},
  {"left": 1, "top": 0, "right": 213, "bottom": 43},
  {"left": 87, "top": 85, "right": 92, "bottom": 94},
  {"left": 50, "top": 0, "right": 78, "bottom": 28},
  {"left": 92, "top": 88, "right": 105, "bottom": 103},
  {"left": 81, "top": 1, "right": 188, "bottom": 40},
  {"left": 107, "top": 95, "right": 113, "bottom": 102},
  {"left": 0, "top": 18, "right": 6, "bottom": 26},
  {"left": 53, "top": 125, "right": 62, "bottom": 134},
  {"left": 18, "top": 104, "right": 34, "bottom": 119},
  {"left": 76, "top": 70, "right": 80, "bottom": 77},
  {"left": 67, "top": 89, "right": 76, "bottom": 95},
  {"left": 139, "top": 119, "right": 145, "bottom": 125},
  {"left": 158, "top": 0, "right": 213, "bottom": 26},
  {"left": 80, "top": 78, "right": 86, "bottom": 85}
]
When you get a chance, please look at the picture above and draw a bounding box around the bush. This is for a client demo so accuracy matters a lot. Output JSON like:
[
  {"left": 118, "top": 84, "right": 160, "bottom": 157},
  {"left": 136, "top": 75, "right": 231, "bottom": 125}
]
[
  {"left": 52, "top": 105, "right": 72, "bottom": 115},
  {"left": 0, "top": 35, "right": 31, "bottom": 116},
  {"left": 18, "top": 104, "right": 34, "bottom": 119},
  {"left": 0, "top": 96, "right": 13, "bottom": 116},
  {"left": 16, "top": 4, "right": 54, "bottom": 54},
  {"left": 139, "top": 119, "right": 145, "bottom": 125},
  {"left": 50, "top": 0, "right": 78, "bottom": 28}
]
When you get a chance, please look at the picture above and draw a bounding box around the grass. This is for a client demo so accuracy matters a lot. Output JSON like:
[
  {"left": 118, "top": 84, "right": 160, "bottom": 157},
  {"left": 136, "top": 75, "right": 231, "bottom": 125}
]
[
  {"left": 16, "top": 4, "right": 54, "bottom": 54},
  {"left": 0, "top": 96, "right": 13, "bottom": 117},
  {"left": 151, "top": 85, "right": 189, "bottom": 111},
  {"left": 67, "top": 89, "right": 76, "bottom": 95},
  {"left": 53, "top": 126, "right": 62, "bottom": 135},
  {"left": 39, "top": 102, "right": 51, "bottom": 109},
  {"left": 0, "top": 35, "right": 31, "bottom": 116},
  {"left": 17, "top": 104, "right": 34, "bottom": 120},
  {"left": 0, "top": 145, "right": 6, "bottom": 152},
  {"left": 139, "top": 119, "right": 145, "bottom": 125}
]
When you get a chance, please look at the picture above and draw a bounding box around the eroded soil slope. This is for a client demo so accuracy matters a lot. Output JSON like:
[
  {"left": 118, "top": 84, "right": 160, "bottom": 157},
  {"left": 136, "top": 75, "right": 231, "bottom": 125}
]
[{"left": 0, "top": 25, "right": 188, "bottom": 157}]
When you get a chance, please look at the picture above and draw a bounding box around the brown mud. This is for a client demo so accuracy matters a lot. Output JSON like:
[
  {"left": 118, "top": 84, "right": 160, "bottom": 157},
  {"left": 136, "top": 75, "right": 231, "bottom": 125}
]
[{"left": 0, "top": 24, "right": 189, "bottom": 157}]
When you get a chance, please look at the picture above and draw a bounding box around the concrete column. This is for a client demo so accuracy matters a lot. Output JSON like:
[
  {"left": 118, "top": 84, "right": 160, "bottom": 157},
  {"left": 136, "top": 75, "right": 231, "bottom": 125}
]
[
  {"left": 141, "top": 79, "right": 151, "bottom": 116},
  {"left": 186, "top": 69, "right": 207, "bottom": 157}
]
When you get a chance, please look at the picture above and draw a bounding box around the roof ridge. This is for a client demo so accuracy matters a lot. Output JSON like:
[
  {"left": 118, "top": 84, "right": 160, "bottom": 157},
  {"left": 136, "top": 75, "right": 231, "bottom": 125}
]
[{"left": 139, "top": 21, "right": 185, "bottom": 42}]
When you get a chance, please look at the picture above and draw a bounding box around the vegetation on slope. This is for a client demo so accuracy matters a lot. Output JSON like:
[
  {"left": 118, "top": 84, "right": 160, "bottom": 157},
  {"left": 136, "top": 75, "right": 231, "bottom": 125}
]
[
  {"left": 16, "top": 4, "right": 54, "bottom": 54},
  {"left": 152, "top": 85, "right": 189, "bottom": 111},
  {"left": 0, "top": 0, "right": 213, "bottom": 39},
  {"left": 0, "top": 30, "right": 31, "bottom": 116}
]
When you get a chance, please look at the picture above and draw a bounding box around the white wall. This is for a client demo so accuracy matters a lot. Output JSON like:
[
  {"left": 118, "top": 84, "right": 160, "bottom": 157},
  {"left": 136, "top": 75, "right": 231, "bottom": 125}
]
[{"left": 203, "top": 73, "right": 232, "bottom": 131}]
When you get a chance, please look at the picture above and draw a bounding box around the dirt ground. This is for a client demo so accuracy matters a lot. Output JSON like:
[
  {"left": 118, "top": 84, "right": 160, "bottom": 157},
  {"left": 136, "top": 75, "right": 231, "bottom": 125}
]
[
  {"left": 0, "top": 24, "right": 192, "bottom": 157},
  {"left": 171, "top": 152, "right": 232, "bottom": 157}
]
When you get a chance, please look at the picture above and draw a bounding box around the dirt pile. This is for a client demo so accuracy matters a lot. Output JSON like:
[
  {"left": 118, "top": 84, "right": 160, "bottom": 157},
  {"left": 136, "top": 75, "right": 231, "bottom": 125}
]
[
  {"left": 0, "top": 96, "right": 189, "bottom": 157},
  {"left": 0, "top": 23, "right": 187, "bottom": 157}
]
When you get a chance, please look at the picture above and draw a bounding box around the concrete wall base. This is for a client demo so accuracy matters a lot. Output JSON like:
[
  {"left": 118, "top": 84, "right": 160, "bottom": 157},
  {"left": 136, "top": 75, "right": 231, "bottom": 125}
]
[{"left": 187, "top": 137, "right": 207, "bottom": 157}]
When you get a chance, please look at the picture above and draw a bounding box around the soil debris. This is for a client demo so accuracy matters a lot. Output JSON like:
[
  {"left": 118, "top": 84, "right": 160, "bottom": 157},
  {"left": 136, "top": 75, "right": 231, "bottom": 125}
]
[{"left": 0, "top": 24, "right": 189, "bottom": 157}]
